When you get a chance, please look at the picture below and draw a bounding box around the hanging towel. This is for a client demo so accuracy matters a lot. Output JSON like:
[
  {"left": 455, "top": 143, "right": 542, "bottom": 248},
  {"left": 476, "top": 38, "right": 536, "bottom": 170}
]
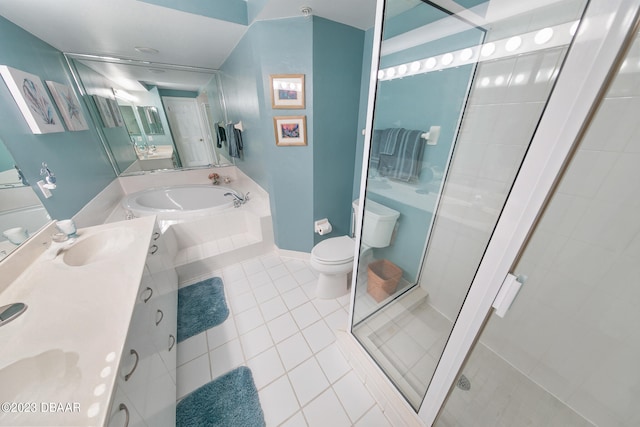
[
  {"left": 216, "top": 125, "right": 227, "bottom": 148},
  {"left": 226, "top": 123, "right": 243, "bottom": 158},
  {"left": 377, "top": 128, "right": 425, "bottom": 182},
  {"left": 378, "top": 128, "right": 404, "bottom": 155}
]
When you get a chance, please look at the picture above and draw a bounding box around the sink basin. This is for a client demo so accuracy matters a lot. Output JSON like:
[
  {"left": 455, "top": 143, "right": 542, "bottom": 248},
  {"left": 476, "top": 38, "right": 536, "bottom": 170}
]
[{"left": 62, "top": 229, "right": 136, "bottom": 266}]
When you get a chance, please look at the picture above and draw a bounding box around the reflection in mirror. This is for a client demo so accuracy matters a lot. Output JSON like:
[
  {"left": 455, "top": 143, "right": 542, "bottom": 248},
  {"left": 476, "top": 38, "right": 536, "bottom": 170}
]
[
  {"left": 137, "top": 106, "right": 164, "bottom": 135},
  {"left": 64, "top": 54, "right": 232, "bottom": 176},
  {"left": 0, "top": 138, "right": 51, "bottom": 260}
]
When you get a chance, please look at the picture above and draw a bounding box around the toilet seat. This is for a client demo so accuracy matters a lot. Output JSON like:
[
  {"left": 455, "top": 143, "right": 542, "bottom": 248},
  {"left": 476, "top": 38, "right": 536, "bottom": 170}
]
[{"left": 311, "top": 235, "right": 354, "bottom": 264}]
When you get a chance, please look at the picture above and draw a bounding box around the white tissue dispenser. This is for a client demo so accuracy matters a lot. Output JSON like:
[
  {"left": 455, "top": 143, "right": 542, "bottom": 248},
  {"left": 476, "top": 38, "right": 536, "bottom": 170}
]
[{"left": 314, "top": 218, "right": 332, "bottom": 235}]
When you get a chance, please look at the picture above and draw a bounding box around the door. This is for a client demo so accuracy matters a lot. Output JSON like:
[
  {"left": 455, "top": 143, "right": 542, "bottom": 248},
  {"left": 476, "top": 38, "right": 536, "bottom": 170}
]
[
  {"left": 163, "top": 97, "right": 213, "bottom": 167},
  {"left": 350, "top": 0, "right": 640, "bottom": 423}
]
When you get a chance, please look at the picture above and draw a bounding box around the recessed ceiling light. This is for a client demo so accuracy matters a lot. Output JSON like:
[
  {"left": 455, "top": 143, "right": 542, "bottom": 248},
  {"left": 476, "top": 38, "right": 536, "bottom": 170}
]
[{"left": 135, "top": 46, "right": 159, "bottom": 54}]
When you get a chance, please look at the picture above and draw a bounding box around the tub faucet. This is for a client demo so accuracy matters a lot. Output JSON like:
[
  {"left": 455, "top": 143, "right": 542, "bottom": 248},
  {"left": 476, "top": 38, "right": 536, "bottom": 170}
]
[{"left": 224, "top": 191, "right": 250, "bottom": 208}]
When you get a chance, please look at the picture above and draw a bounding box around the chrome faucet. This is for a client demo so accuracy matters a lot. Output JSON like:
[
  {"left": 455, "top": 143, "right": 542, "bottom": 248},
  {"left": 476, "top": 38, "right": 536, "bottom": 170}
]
[{"left": 224, "top": 190, "right": 250, "bottom": 208}]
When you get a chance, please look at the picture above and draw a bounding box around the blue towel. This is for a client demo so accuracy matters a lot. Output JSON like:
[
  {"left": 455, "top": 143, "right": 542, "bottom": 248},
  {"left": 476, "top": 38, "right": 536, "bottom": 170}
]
[
  {"left": 226, "top": 124, "right": 243, "bottom": 158},
  {"left": 376, "top": 128, "right": 425, "bottom": 182},
  {"left": 216, "top": 124, "right": 226, "bottom": 148}
]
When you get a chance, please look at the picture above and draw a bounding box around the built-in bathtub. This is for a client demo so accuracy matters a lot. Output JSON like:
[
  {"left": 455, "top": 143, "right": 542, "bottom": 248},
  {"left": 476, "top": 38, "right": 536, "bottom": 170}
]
[
  {"left": 122, "top": 185, "right": 236, "bottom": 224},
  {"left": 121, "top": 183, "right": 274, "bottom": 282}
]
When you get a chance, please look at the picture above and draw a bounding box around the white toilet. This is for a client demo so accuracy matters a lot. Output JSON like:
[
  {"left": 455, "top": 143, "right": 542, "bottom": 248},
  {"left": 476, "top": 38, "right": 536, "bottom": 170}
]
[{"left": 311, "top": 199, "right": 400, "bottom": 299}]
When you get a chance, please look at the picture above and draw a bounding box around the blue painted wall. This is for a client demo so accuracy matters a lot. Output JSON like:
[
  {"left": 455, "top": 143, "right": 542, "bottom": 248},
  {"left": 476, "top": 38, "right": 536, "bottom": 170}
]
[
  {"left": 312, "top": 17, "right": 364, "bottom": 244},
  {"left": 220, "top": 16, "right": 364, "bottom": 252},
  {"left": 0, "top": 16, "right": 115, "bottom": 220}
]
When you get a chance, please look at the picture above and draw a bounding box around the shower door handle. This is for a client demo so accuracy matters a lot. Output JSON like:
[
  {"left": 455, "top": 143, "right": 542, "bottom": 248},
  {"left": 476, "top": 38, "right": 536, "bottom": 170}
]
[{"left": 492, "top": 273, "right": 526, "bottom": 318}]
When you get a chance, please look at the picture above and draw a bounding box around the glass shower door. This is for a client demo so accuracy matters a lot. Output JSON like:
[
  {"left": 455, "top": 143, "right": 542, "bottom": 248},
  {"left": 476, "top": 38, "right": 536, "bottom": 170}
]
[{"left": 352, "top": 0, "right": 591, "bottom": 412}]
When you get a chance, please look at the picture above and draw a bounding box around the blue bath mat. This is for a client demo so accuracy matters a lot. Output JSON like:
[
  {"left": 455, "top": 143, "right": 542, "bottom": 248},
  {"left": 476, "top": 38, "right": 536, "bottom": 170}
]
[
  {"left": 178, "top": 277, "right": 229, "bottom": 343},
  {"left": 177, "top": 366, "right": 265, "bottom": 427}
]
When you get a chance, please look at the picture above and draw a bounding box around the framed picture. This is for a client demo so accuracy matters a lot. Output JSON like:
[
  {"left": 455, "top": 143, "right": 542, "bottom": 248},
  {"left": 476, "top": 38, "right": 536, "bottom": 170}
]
[
  {"left": 92, "top": 95, "right": 116, "bottom": 128},
  {"left": 0, "top": 65, "right": 65, "bottom": 134},
  {"left": 270, "top": 74, "right": 305, "bottom": 109},
  {"left": 45, "top": 81, "right": 89, "bottom": 131},
  {"left": 273, "top": 116, "right": 307, "bottom": 146}
]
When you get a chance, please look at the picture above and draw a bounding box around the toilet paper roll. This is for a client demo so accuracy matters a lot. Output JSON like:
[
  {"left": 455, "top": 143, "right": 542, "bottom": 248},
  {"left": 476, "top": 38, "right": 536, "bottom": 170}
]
[{"left": 314, "top": 219, "right": 332, "bottom": 235}]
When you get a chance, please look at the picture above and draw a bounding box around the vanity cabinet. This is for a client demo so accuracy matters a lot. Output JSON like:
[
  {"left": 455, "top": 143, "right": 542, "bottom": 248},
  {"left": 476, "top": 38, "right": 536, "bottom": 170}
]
[{"left": 107, "top": 225, "right": 178, "bottom": 427}]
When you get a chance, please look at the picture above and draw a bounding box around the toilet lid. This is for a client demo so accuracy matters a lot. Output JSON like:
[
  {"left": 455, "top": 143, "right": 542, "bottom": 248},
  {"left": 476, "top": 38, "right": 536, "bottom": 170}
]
[{"left": 312, "top": 236, "right": 355, "bottom": 264}]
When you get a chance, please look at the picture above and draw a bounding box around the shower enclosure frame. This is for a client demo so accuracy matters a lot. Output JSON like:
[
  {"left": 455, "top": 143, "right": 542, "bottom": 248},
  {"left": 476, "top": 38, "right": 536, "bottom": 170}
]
[{"left": 347, "top": 0, "right": 640, "bottom": 425}]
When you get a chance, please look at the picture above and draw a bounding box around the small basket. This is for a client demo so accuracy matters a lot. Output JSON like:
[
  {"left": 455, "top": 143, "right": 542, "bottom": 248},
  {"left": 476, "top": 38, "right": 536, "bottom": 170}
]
[{"left": 367, "top": 259, "right": 402, "bottom": 302}]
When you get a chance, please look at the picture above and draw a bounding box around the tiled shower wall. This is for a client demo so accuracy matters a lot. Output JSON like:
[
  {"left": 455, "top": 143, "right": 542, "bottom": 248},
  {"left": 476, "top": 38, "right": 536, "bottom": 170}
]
[{"left": 479, "top": 31, "right": 640, "bottom": 426}]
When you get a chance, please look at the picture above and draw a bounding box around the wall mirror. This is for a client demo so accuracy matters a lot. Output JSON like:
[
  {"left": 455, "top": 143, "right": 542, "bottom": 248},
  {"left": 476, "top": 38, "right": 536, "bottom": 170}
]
[
  {"left": 0, "top": 138, "right": 50, "bottom": 260},
  {"left": 65, "top": 53, "right": 233, "bottom": 176}
]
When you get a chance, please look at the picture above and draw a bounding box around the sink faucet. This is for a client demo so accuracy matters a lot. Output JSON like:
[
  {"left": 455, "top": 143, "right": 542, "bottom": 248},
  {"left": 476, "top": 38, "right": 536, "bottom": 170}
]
[{"left": 224, "top": 190, "right": 250, "bottom": 208}]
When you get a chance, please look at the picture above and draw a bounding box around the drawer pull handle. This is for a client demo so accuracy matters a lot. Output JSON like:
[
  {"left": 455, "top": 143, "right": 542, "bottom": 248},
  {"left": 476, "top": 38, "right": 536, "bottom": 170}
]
[
  {"left": 142, "top": 287, "right": 153, "bottom": 303},
  {"left": 149, "top": 244, "right": 158, "bottom": 255},
  {"left": 152, "top": 231, "right": 160, "bottom": 241},
  {"left": 124, "top": 349, "right": 139, "bottom": 381},
  {"left": 155, "top": 309, "right": 164, "bottom": 326},
  {"left": 168, "top": 334, "right": 176, "bottom": 352},
  {"left": 118, "top": 403, "right": 130, "bottom": 427}
]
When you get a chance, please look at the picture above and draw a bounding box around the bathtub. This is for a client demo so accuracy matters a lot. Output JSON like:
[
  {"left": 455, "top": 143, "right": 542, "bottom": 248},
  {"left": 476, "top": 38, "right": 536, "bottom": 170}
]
[{"left": 122, "top": 185, "right": 236, "bottom": 223}]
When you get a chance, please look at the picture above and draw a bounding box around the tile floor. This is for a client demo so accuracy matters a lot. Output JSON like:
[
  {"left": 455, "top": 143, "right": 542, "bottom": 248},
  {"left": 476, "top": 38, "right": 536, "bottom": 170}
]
[{"left": 176, "top": 251, "right": 393, "bottom": 427}]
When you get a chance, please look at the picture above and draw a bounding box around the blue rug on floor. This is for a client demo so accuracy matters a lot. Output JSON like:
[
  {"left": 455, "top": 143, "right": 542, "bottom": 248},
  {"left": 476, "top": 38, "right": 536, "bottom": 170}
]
[
  {"left": 177, "top": 366, "right": 265, "bottom": 427},
  {"left": 178, "top": 277, "right": 229, "bottom": 343}
]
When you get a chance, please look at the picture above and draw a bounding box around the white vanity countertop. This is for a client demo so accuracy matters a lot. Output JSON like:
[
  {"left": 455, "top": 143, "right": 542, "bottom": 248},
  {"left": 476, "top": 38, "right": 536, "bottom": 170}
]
[{"left": 0, "top": 216, "right": 156, "bottom": 427}]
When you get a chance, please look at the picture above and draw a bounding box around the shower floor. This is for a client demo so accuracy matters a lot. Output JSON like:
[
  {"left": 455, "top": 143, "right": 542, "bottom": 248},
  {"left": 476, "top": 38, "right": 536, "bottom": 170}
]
[
  {"left": 352, "top": 287, "right": 593, "bottom": 425},
  {"left": 352, "top": 287, "right": 453, "bottom": 408}
]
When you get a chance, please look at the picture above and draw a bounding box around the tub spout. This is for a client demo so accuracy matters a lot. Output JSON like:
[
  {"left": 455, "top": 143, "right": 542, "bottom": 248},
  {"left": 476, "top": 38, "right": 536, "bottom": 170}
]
[{"left": 224, "top": 191, "right": 249, "bottom": 207}]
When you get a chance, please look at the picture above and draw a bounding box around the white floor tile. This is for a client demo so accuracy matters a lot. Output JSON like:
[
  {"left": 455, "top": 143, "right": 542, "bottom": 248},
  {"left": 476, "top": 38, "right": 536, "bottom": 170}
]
[
  {"left": 253, "top": 282, "right": 279, "bottom": 303},
  {"left": 259, "top": 295, "right": 288, "bottom": 322},
  {"left": 267, "top": 264, "right": 290, "bottom": 281},
  {"left": 258, "top": 376, "right": 300, "bottom": 426},
  {"left": 176, "top": 353, "right": 211, "bottom": 399},
  {"left": 209, "top": 338, "right": 245, "bottom": 379},
  {"left": 222, "top": 264, "right": 246, "bottom": 282},
  {"left": 302, "top": 320, "right": 336, "bottom": 354},
  {"left": 225, "top": 277, "right": 251, "bottom": 297},
  {"left": 239, "top": 324, "right": 274, "bottom": 360},
  {"left": 280, "top": 410, "right": 307, "bottom": 427},
  {"left": 206, "top": 317, "right": 238, "bottom": 350},
  {"left": 312, "top": 298, "right": 342, "bottom": 317},
  {"left": 177, "top": 332, "right": 208, "bottom": 367},
  {"left": 303, "top": 388, "right": 352, "bottom": 427},
  {"left": 268, "top": 312, "right": 300, "bottom": 344},
  {"left": 355, "top": 405, "right": 392, "bottom": 427},
  {"left": 229, "top": 291, "right": 258, "bottom": 314},
  {"left": 260, "top": 253, "right": 283, "bottom": 269},
  {"left": 234, "top": 306, "right": 265, "bottom": 335},
  {"left": 247, "top": 270, "right": 272, "bottom": 289},
  {"left": 324, "top": 307, "right": 349, "bottom": 332},
  {"left": 282, "top": 287, "right": 309, "bottom": 310},
  {"left": 273, "top": 274, "right": 299, "bottom": 293},
  {"left": 333, "top": 371, "right": 376, "bottom": 423},
  {"left": 288, "top": 357, "right": 330, "bottom": 406},
  {"left": 277, "top": 332, "right": 313, "bottom": 371},
  {"left": 242, "top": 258, "right": 265, "bottom": 276},
  {"left": 316, "top": 344, "right": 352, "bottom": 385},
  {"left": 292, "top": 267, "right": 316, "bottom": 284},
  {"left": 246, "top": 347, "right": 285, "bottom": 390},
  {"left": 291, "top": 301, "right": 321, "bottom": 329},
  {"left": 283, "top": 258, "right": 307, "bottom": 272}
]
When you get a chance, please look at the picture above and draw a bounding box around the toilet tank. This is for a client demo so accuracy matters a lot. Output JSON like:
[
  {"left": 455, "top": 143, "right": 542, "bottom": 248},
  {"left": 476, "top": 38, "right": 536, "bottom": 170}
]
[{"left": 352, "top": 198, "right": 400, "bottom": 248}]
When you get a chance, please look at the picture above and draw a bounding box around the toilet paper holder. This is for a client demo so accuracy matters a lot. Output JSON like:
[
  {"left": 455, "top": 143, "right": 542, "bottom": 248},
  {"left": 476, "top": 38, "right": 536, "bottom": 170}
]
[{"left": 314, "top": 218, "right": 332, "bottom": 235}]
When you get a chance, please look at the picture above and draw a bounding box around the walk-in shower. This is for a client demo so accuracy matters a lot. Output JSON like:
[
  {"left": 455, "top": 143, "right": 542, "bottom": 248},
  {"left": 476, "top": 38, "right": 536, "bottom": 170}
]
[{"left": 349, "top": 0, "right": 639, "bottom": 424}]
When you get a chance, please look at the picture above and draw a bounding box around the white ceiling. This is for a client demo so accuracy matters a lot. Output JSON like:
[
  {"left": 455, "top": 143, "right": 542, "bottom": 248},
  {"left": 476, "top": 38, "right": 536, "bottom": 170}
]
[{"left": 0, "top": 0, "right": 378, "bottom": 91}]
